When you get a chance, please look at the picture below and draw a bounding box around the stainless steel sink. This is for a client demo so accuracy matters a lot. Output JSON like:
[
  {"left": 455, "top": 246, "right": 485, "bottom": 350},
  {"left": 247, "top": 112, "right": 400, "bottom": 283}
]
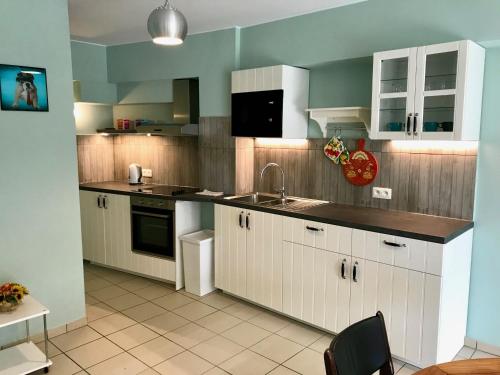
[{"left": 225, "top": 193, "right": 329, "bottom": 212}]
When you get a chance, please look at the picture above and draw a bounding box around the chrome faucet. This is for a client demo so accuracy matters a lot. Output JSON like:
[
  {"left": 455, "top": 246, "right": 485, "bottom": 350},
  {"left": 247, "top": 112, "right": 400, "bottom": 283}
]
[{"left": 260, "top": 162, "right": 286, "bottom": 201}]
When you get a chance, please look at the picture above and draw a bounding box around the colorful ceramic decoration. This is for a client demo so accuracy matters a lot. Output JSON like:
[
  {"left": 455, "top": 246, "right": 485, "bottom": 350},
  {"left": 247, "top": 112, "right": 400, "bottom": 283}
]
[
  {"left": 342, "top": 138, "right": 378, "bottom": 186},
  {"left": 324, "top": 136, "right": 349, "bottom": 165}
]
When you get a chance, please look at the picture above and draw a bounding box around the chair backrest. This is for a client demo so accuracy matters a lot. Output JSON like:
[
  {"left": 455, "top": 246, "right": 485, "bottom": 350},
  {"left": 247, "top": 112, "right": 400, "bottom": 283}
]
[{"left": 324, "top": 311, "right": 394, "bottom": 375}]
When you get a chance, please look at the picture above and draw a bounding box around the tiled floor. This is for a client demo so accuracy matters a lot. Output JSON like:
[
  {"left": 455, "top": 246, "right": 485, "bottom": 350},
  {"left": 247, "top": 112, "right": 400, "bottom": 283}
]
[{"left": 33, "top": 263, "right": 497, "bottom": 374}]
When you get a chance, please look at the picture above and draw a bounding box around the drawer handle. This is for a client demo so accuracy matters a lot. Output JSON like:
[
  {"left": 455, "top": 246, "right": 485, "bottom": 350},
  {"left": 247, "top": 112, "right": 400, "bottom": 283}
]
[
  {"left": 239, "top": 212, "right": 244, "bottom": 228},
  {"left": 383, "top": 240, "right": 407, "bottom": 248},
  {"left": 341, "top": 259, "right": 347, "bottom": 279},
  {"left": 306, "top": 226, "right": 324, "bottom": 232}
]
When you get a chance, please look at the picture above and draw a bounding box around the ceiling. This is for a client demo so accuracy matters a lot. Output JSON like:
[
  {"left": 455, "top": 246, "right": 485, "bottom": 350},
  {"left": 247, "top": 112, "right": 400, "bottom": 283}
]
[{"left": 68, "top": 0, "right": 366, "bottom": 45}]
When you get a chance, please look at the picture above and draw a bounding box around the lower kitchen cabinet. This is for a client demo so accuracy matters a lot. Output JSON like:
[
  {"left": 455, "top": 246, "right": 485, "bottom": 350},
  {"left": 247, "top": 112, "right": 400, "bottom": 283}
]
[
  {"left": 214, "top": 204, "right": 474, "bottom": 368},
  {"left": 80, "top": 190, "right": 107, "bottom": 264}
]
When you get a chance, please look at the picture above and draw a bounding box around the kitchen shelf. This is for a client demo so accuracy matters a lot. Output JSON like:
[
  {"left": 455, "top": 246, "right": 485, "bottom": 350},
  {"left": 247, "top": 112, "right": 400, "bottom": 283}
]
[
  {"left": 424, "top": 89, "right": 456, "bottom": 97},
  {"left": 380, "top": 92, "right": 408, "bottom": 99},
  {"left": 306, "top": 107, "right": 371, "bottom": 137},
  {"left": 0, "top": 296, "right": 51, "bottom": 375}
]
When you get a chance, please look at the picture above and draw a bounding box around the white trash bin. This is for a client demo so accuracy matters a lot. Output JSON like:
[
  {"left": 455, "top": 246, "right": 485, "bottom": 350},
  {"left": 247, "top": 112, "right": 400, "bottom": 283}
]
[{"left": 180, "top": 230, "right": 215, "bottom": 296}]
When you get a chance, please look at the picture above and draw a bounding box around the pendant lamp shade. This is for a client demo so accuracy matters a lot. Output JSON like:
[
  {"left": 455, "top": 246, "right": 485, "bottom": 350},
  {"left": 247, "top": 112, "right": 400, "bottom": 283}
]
[{"left": 147, "top": 0, "right": 188, "bottom": 46}]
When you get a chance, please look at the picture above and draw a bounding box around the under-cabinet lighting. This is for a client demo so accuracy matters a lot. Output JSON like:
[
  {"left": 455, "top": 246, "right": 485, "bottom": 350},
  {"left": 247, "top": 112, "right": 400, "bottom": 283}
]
[
  {"left": 147, "top": 133, "right": 152, "bottom": 137},
  {"left": 100, "top": 133, "right": 110, "bottom": 137},
  {"left": 390, "top": 140, "right": 478, "bottom": 153},
  {"left": 255, "top": 138, "right": 309, "bottom": 148}
]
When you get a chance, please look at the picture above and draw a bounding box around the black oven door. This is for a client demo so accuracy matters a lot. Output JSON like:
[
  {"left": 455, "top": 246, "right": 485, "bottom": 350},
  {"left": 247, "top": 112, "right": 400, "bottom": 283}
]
[{"left": 131, "top": 206, "right": 175, "bottom": 260}]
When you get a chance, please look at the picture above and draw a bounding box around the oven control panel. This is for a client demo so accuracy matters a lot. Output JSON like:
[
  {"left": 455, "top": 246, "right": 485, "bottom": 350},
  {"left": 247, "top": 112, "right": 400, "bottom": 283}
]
[{"left": 131, "top": 196, "right": 175, "bottom": 210}]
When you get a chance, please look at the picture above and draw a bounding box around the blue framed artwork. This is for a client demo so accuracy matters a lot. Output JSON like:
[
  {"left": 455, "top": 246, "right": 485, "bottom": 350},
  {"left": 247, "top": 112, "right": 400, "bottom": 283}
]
[{"left": 0, "top": 64, "right": 49, "bottom": 112}]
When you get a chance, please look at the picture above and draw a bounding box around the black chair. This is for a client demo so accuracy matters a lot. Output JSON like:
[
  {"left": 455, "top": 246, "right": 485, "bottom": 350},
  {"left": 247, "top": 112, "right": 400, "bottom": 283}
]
[{"left": 324, "top": 311, "right": 394, "bottom": 375}]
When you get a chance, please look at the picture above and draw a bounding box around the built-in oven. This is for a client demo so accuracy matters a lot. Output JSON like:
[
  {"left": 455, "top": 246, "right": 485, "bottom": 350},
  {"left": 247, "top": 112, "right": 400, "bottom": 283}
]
[{"left": 130, "top": 196, "right": 175, "bottom": 260}]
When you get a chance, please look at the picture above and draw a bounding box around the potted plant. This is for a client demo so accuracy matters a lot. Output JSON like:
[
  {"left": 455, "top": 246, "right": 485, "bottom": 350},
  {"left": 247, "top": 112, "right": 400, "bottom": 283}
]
[{"left": 0, "top": 282, "right": 29, "bottom": 312}]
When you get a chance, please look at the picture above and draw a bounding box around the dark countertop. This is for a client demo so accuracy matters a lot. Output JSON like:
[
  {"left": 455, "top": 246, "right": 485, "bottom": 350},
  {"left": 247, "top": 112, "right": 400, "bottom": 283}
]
[
  {"left": 214, "top": 198, "right": 473, "bottom": 244},
  {"left": 79, "top": 182, "right": 473, "bottom": 244},
  {"left": 79, "top": 181, "right": 220, "bottom": 203}
]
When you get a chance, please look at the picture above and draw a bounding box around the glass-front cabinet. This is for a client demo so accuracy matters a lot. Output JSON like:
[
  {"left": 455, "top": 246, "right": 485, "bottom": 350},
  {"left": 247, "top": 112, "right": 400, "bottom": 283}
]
[{"left": 371, "top": 40, "right": 485, "bottom": 141}]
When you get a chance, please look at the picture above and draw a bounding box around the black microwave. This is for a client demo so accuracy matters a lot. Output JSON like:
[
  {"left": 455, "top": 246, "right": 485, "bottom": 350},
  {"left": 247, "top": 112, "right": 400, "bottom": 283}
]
[{"left": 231, "top": 89, "right": 284, "bottom": 137}]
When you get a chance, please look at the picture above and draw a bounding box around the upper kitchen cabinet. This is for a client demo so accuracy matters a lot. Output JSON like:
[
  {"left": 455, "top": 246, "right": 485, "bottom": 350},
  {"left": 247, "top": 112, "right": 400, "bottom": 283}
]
[
  {"left": 370, "top": 40, "right": 485, "bottom": 141},
  {"left": 73, "top": 80, "right": 117, "bottom": 104},
  {"left": 231, "top": 65, "right": 309, "bottom": 138},
  {"left": 117, "top": 79, "right": 173, "bottom": 104}
]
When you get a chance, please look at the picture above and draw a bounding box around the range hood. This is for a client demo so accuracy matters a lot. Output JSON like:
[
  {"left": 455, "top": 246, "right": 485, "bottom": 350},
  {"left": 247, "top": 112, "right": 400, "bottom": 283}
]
[{"left": 136, "top": 78, "right": 199, "bottom": 135}]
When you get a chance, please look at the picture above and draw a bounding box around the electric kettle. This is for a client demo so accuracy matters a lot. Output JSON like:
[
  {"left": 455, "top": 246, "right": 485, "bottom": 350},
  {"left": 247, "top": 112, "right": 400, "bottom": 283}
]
[{"left": 128, "top": 163, "right": 143, "bottom": 185}]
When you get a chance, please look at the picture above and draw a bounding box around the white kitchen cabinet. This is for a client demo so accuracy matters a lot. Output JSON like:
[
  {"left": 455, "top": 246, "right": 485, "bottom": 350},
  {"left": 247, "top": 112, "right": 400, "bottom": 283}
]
[
  {"left": 79, "top": 191, "right": 107, "bottom": 264},
  {"left": 371, "top": 40, "right": 484, "bottom": 141}
]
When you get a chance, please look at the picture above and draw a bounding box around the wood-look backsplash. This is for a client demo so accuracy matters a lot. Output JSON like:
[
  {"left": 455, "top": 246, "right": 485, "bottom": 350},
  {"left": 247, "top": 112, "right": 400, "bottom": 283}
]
[
  {"left": 77, "top": 135, "right": 199, "bottom": 187},
  {"left": 255, "top": 139, "right": 477, "bottom": 220}
]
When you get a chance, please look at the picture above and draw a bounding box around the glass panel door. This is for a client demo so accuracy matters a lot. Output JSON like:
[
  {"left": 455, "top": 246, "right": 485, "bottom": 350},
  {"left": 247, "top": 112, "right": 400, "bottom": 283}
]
[
  {"left": 424, "top": 51, "right": 458, "bottom": 92},
  {"left": 422, "top": 95, "right": 455, "bottom": 134},
  {"left": 372, "top": 48, "right": 416, "bottom": 139}
]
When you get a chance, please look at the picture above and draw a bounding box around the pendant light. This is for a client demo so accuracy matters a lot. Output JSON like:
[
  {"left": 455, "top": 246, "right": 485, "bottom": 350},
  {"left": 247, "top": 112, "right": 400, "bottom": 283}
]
[{"left": 147, "top": 0, "right": 188, "bottom": 46}]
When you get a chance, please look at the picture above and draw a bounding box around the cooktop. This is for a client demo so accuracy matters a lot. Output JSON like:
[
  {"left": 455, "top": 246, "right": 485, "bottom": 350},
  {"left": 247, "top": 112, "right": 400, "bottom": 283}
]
[{"left": 131, "top": 185, "right": 200, "bottom": 196}]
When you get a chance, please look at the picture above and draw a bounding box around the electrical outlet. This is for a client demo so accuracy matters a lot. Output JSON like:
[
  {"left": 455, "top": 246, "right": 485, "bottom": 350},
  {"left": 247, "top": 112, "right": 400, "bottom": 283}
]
[
  {"left": 372, "top": 187, "right": 392, "bottom": 200},
  {"left": 143, "top": 169, "right": 153, "bottom": 178}
]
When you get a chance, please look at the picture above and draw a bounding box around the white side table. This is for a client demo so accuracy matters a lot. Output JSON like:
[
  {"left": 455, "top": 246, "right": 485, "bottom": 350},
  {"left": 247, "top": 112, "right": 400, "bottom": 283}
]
[{"left": 0, "top": 295, "right": 52, "bottom": 374}]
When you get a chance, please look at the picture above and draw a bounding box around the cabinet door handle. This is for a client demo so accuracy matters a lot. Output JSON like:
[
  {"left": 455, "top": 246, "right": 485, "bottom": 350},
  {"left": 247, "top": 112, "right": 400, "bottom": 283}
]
[
  {"left": 97, "top": 195, "right": 102, "bottom": 208},
  {"left": 306, "top": 226, "right": 324, "bottom": 232},
  {"left": 103, "top": 196, "right": 108, "bottom": 209},
  {"left": 341, "top": 259, "right": 347, "bottom": 279},
  {"left": 246, "top": 213, "right": 251, "bottom": 230},
  {"left": 239, "top": 212, "right": 244, "bottom": 228},
  {"left": 353, "top": 261, "right": 359, "bottom": 283},
  {"left": 407, "top": 113, "right": 413, "bottom": 135},
  {"left": 413, "top": 113, "right": 418, "bottom": 136},
  {"left": 383, "top": 240, "right": 407, "bottom": 248}
]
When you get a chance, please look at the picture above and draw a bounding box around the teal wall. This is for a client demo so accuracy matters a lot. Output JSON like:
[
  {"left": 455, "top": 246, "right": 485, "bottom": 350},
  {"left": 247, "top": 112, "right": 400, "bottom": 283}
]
[
  {"left": 240, "top": 0, "right": 500, "bottom": 68},
  {"left": 71, "top": 41, "right": 108, "bottom": 82},
  {"left": 0, "top": 0, "right": 85, "bottom": 342},
  {"left": 106, "top": 29, "right": 239, "bottom": 117},
  {"left": 467, "top": 47, "right": 500, "bottom": 346}
]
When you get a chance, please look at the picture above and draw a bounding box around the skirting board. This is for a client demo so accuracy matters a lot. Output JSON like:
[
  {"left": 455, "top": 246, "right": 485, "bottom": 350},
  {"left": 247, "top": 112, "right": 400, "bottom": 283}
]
[{"left": 465, "top": 336, "right": 500, "bottom": 356}]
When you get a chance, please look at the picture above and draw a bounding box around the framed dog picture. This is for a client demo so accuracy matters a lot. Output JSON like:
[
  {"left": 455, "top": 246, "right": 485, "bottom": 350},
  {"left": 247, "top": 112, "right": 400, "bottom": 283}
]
[{"left": 0, "top": 64, "right": 49, "bottom": 112}]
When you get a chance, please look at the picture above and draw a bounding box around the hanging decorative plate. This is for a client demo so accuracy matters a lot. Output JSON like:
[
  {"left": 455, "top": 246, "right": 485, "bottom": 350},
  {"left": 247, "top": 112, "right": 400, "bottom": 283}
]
[{"left": 342, "top": 138, "right": 378, "bottom": 186}]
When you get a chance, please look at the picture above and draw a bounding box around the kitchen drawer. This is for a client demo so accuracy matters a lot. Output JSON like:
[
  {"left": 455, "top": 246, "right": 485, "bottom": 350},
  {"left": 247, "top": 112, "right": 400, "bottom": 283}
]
[
  {"left": 283, "top": 216, "right": 351, "bottom": 255},
  {"left": 352, "top": 229, "right": 443, "bottom": 275}
]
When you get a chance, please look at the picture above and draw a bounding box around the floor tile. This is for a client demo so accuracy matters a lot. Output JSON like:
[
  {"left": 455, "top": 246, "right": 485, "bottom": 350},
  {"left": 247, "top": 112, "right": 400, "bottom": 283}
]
[
  {"left": 191, "top": 335, "right": 245, "bottom": 365},
  {"left": 196, "top": 311, "right": 242, "bottom": 333},
  {"left": 220, "top": 349, "right": 278, "bottom": 375},
  {"left": 173, "top": 301, "right": 217, "bottom": 321},
  {"left": 142, "top": 311, "right": 190, "bottom": 335},
  {"left": 204, "top": 368, "right": 230, "bottom": 375},
  {"left": 66, "top": 337, "right": 123, "bottom": 369},
  {"left": 138, "top": 369, "right": 160, "bottom": 375},
  {"left": 267, "top": 366, "right": 300, "bottom": 374},
  {"left": 85, "top": 293, "right": 100, "bottom": 305},
  {"left": 154, "top": 350, "right": 214, "bottom": 375},
  {"left": 200, "top": 293, "right": 237, "bottom": 309},
  {"left": 178, "top": 289, "right": 204, "bottom": 300},
  {"left": 221, "top": 322, "right": 271, "bottom": 347},
  {"left": 277, "top": 323, "right": 323, "bottom": 346},
  {"left": 308, "top": 334, "right": 334, "bottom": 353},
  {"left": 34, "top": 353, "right": 82, "bottom": 375},
  {"left": 251, "top": 334, "right": 304, "bottom": 363},
  {"left": 128, "top": 336, "right": 184, "bottom": 367},
  {"left": 106, "top": 293, "right": 148, "bottom": 311},
  {"left": 36, "top": 340, "right": 61, "bottom": 358},
  {"left": 223, "top": 302, "right": 262, "bottom": 320},
  {"left": 397, "top": 364, "right": 420, "bottom": 374},
  {"left": 133, "top": 284, "right": 175, "bottom": 300},
  {"left": 87, "top": 352, "right": 148, "bottom": 374},
  {"left": 88, "top": 313, "right": 136, "bottom": 336},
  {"left": 393, "top": 358, "right": 405, "bottom": 373},
  {"left": 152, "top": 293, "right": 195, "bottom": 310},
  {"left": 249, "top": 312, "right": 291, "bottom": 332},
  {"left": 472, "top": 349, "right": 498, "bottom": 359},
  {"left": 119, "top": 277, "right": 154, "bottom": 292},
  {"left": 122, "top": 302, "right": 167, "bottom": 322},
  {"left": 85, "top": 277, "right": 113, "bottom": 292},
  {"left": 50, "top": 326, "right": 102, "bottom": 352},
  {"left": 107, "top": 324, "right": 159, "bottom": 350},
  {"left": 88, "top": 285, "right": 129, "bottom": 301},
  {"left": 86, "top": 302, "right": 116, "bottom": 322},
  {"left": 98, "top": 270, "right": 137, "bottom": 284},
  {"left": 164, "top": 322, "right": 216, "bottom": 349},
  {"left": 283, "top": 348, "right": 325, "bottom": 375}
]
